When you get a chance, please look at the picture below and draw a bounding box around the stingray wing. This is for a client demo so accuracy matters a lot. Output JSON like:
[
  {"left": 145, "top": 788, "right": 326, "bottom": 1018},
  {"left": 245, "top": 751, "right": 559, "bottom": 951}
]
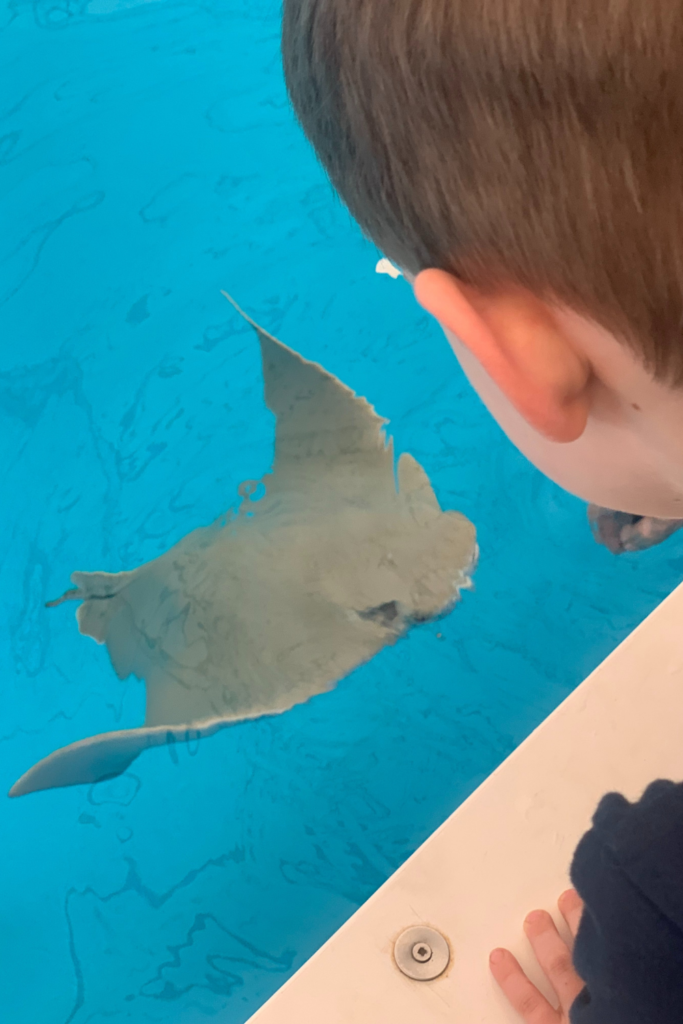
[
  {"left": 8, "top": 719, "right": 230, "bottom": 798},
  {"left": 223, "top": 292, "right": 398, "bottom": 506}
]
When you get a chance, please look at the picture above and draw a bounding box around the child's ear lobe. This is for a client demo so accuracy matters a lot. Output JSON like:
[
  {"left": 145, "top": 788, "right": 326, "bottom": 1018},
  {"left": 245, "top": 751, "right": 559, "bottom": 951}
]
[{"left": 414, "top": 268, "right": 591, "bottom": 443}]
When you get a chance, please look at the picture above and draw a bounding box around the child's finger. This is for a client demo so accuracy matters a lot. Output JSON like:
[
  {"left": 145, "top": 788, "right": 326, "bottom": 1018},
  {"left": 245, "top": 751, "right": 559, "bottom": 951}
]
[
  {"left": 524, "top": 910, "right": 585, "bottom": 1016},
  {"left": 557, "top": 888, "right": 584, "bottom": 940},
  {"left": 489, "top": 947, "right": 559, "bottom": 1024}
]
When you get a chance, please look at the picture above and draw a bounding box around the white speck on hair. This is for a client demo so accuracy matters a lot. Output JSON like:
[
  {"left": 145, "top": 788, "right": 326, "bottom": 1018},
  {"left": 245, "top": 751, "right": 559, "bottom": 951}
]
[{"left": 375, "top": 258, "right": 402, "bottom": 279}]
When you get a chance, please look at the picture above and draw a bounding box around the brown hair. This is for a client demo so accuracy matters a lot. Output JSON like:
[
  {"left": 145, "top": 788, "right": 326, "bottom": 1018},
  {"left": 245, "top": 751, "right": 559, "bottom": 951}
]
[{"left": 282, "top": 0, "right": 683, "bottom": 382}]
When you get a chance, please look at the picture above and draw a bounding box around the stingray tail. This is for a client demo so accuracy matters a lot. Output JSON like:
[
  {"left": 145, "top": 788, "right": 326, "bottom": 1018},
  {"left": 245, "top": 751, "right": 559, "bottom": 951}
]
[
  {"left": 46, "top": 569, "right": 139, "bottom": 645},
  {"left": 46, "top": 569, "right": 138, "bottom": 607},
  {"left": 45, "top": 587, "right": 81, "bottom": 608}
]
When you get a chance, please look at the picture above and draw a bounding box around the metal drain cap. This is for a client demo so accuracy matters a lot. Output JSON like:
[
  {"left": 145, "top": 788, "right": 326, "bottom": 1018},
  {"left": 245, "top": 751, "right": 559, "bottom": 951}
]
[{"left": 393, "top": 926, "right": 450, "bottom": 981}]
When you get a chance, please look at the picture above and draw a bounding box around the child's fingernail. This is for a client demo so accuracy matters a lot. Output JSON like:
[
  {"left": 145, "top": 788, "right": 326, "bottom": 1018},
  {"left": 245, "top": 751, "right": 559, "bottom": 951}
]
[
  {"left": 490, "top": 949, "right": 505, "bottom": 964},
  {"left": 525, "top": 910, "right": 544, "bottom": 925}
]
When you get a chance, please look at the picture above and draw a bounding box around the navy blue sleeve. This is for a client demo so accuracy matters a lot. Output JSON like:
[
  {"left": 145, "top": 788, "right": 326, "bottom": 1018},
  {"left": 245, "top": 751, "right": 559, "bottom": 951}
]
[{"left": 569, "top": 779, "right": 683, "bottom": 1023}]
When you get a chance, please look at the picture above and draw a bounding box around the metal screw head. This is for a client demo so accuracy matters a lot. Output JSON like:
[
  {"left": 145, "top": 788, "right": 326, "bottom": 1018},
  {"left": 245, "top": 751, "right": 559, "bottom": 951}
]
[
  {"left": 411, "top": 942, "right": 433, "bottom": 963},
  {"left": 394, "top": 926, "right": 450, "bottom": 981}
]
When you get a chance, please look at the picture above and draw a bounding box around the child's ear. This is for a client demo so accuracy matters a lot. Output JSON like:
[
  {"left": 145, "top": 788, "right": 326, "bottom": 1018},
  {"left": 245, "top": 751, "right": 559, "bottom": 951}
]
[{"left": 414, "top": 268, "right": 591, "bottom": 443}]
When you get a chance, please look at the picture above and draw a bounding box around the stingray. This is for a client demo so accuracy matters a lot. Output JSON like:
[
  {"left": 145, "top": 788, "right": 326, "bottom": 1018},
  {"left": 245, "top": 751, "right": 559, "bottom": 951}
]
[{"left": 9, "top": 296, "right": 477, "bottom": 798}]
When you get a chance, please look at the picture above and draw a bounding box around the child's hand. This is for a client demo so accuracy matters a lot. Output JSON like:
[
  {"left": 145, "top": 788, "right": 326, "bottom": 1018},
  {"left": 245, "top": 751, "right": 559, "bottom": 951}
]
[
  {"left": 489, "top": 888, "right": 585, "bottom": 1023},
  {"left": 587, "top": 504, "right": 683, "bottom": 554}
]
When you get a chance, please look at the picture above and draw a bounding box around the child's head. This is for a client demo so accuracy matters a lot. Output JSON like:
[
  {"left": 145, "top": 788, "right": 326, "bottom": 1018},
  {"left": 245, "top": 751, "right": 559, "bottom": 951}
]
[{"left": 282, "top": 0, "right": 683, "bottom": 518}]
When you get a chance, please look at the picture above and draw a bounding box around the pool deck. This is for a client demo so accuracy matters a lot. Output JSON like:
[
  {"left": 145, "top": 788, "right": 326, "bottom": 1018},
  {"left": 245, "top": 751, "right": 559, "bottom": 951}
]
[{"left": 247, "top": 580, "right": 683, "bottom": 1023}]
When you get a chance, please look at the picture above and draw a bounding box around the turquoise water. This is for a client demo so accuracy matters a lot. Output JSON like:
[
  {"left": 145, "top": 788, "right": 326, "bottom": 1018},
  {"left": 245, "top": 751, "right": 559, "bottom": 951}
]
[{"left": 2, "top": 1, "right": 683, "bottom": 1021}]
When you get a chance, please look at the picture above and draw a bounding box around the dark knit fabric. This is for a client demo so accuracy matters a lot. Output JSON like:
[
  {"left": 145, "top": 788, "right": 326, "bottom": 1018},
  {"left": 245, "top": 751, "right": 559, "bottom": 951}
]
[{"left": 569, "top": 780, "right": 683, "bottom": 1023}]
